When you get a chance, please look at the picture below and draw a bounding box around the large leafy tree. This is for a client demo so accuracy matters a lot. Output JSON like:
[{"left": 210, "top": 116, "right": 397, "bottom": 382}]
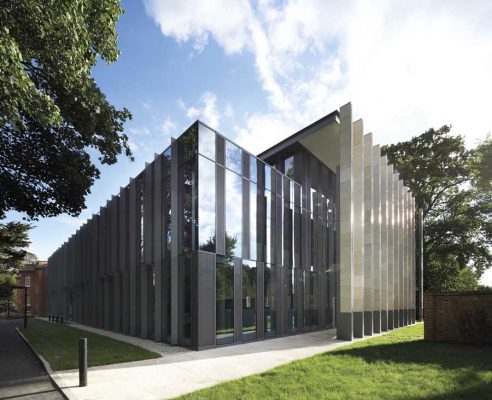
[
  {"left": 0, "top": 0, "right": 132, "bottom": 220},
  {"left": 382, "top": 127, "right": 492, "bottom": 292}
]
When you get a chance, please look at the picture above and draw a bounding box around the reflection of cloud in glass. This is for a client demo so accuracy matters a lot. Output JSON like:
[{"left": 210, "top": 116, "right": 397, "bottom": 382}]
[
  {"left": 265, "top": 165, "right": 272, "bottom": 191},
  {"left": 250, "top": 182, "right": 257, "bottom": 260},
  {"left": 249, "top": 155, "right": 257, "bottom": 183},
  {"left": 266, "top": 217, "right": 271, "bottom": 263},
  {"left": 225, "top": 169, "right": 242, "bottom": 257},
  {"left": 199, "top": 124, "right": 216, "bottom": 161},
  {"left": 199, "top": 156, "right": 216, "bottom": 248},
  {"left": 225, "top": 140, "right": 242, "bottom": 174}
]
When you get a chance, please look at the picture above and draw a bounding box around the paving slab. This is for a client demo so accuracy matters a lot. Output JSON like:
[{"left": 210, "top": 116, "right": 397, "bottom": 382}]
[{"left": 50, "top": 328, "right": 383, "bottom": 400}]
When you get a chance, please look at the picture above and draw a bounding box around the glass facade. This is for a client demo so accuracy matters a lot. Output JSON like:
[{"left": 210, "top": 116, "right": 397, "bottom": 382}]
[
  {"left": 178, "top": 124, "right": 197, "bottom": 346},
  {"left": 193, "top": 122, "right": 335, "bottom": 346},
  {"left": 284, "top": 155, "right": 294, "bottom": 179},
  {"left": 242, "top": 260, "right": 257, "bottom": 341},
  {"left": 48, "top": 119, "right": 339, "bottom": 350},
  {"left": 264, "top": 264, "right": 276, "bottom": 336},
  {"left": 225, "top": 169, "right": 242, "bottom": 258},
  {"left": 250, "top": 182, "right": 257, "bottom": 260},
  {"left": 216, "top": 255, "right": 234, "bottom": 345},
  {"left": 198, "top": 155, "right": 216, "bottom": 252}
]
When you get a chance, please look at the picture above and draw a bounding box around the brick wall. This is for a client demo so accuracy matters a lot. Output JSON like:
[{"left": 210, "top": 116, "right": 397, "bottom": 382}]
[
  {"left": 424, "top": 292, "right": 492, "bottom": 344},
  {"left": 14, "top": 263, "right": 48, "bottom": 317}
]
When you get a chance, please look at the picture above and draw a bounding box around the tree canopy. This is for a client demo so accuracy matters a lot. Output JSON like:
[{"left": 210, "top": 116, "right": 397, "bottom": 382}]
[
  {"left": 0, "top": 0, "right": 132, "bottom": 220},
  {"left": 0, "top": 222, "right": 31, "bottom": 273},
  {"left": 382, "top": 128, "right": 492, "bottom": 292},
  {"left": 0, "top": 272, "right": 16, "bottom": 301}
]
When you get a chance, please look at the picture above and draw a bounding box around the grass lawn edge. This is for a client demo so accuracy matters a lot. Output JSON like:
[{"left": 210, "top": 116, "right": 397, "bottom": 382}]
[{"left": 19, "top": 319, "right": 161, "bottom": 372}]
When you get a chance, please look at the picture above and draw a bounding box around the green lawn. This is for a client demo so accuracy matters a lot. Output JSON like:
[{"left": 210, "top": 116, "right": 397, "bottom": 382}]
[
  {"left": 178, "top": 324, "right": 492, "bottom": 400},
  {"left": 20, "top": 319, "right": 160, "bottom": 371}
]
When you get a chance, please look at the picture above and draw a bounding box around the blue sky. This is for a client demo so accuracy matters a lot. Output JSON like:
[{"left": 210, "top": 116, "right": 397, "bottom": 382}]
[{"left": 5, "top": 0, "right": 492, "bottom": 285}]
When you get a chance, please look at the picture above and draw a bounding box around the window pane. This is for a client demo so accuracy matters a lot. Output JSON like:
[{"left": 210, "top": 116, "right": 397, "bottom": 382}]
[
  {"left": 250, "top": 183, "right": 257, "bottom": 260},
  {"left": 265, "top": 165, "right": 271, "bottom": 191},
  {"left": 162, "top": 146, "right": 171, "bottom": 180},
  {"left": 216, "top": 255, "right": 234, "bottom": 345},
  {"left": 311, "top": 272, "right": 319, "bottom": 329},
  {"left": 265, "top": 218, "right": 271, "bottom": 264},
  {"left": 225, "top": 170, "right": 242, "bottom": 257},
  {"left": 242, "top": 260, "right": 257, "bottom": 341},
  {"left": 139, "top": 176, "right": 144, "bottom": 263},
  {"left": 283, "top": 201, "right": 292, "bottom": 267},
  {"left": 198, "top": 156, "right": 216, "bottom": 252},
  {"left": 225, "top": 140, "right": 242, "bottom": 174},
  {"left": 249, "top": 156, "right": 257, "bottom": 183},
  {"left": 179, "top": 124, "right": 198, "bottom": 164},
  {"left": 25, "top": 276, "right": 31, "bottom": 287},
  {"left": 288, "top": 269, "right": 298, "bottom": 333},
  {"left": 198, "top": 124, "right": 216, "bottom": 161},
  {"left": 284, "top": 156, "right": 294, "bottom": 178},
  {"left": 303, "top": 271, "right": 311, "bottom": 329},
  {"left": 181, "top": 159, "right": 197, "bottom": 253},
  {"left": 264, "top": 264, "right": 276, "bottom": 337}
]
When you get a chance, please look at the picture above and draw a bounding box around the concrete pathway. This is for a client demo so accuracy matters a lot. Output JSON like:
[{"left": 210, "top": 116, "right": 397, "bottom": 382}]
[
  {"left": 0, "top": 319, "right": 64, "bottom": 400},
  {"left": 51, "top": 328, "right": 378, "bottom": 400}
]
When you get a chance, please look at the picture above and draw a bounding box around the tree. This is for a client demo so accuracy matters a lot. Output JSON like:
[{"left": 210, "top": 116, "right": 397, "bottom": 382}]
[
  {"left": 0, "top": 272, "right": 16, "bottom": 316},
  {"left": 0, "top": 272, "right": 15, "bottom": 300},
  {"left": 382, "top": 127, "right": 492, "bottom": 292},
  {"left": 0, "top": 0, "right": 132, "bottom": 220},
  {"left": 0, "top": 222, "right": 31, "bottom": 273}
]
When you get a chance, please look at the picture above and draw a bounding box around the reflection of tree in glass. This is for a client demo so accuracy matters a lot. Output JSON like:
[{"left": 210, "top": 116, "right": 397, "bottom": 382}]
[
  {"left": 199, "top": 232, "right": 238, "bottom": 263},
  {"left": 179, "top": 125, "right": 198, "bottom": 253},
  {"left": 242, "top": 264, "right": 256, "bottom": 302},
  {"left": 216, "top": 260, "right": 234, "bottom": 301}
]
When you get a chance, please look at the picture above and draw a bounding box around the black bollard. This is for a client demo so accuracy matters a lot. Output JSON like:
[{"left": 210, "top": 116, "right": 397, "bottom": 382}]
[
  {"left": 60, "top": 316, "right": 64, "bottom": 324},
  {"left": 79, "top": 338, "right": 87, "bottom": 387},
  {"left": 55, "top": 315, "right": 59, "bottom": 323}
]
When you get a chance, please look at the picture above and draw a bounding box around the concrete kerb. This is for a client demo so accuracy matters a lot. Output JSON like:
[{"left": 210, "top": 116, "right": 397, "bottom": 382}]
[
  {"left": 16, "top": 320, "right": 423, "bottom": 400},
  {"left": 15, "top": 327, "right": 73, "bottom": 400}
]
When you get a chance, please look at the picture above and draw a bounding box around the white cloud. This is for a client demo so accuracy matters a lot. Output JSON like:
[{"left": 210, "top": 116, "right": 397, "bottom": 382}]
[
  {"left": 144, "top": 0, "right": 252, "bottom": 54},
  {"left": 178, "top": 91, "right": 224, "bottom": 128},
  {"left": 59, "top": 216, "right": 87, "bottom": 228},
  {"left": 146, "top": 0, "right": 492, "bottom": 153},
  {"left": 235, "top": 112, "right": 297, "bottom": 155},
  {"left": 127, "top": 139, "right": 139, "bottom": 152},
  {"left": 161, "top": 116, "right": 177, "bottom": 135},
  {"left": 140, "top": 101, "right": 152, "bottom": 110},
  {"left": 224, "top": 103, "right": 235, "bottom": 119},
  {"left": 128, "top": 127, "right": 151, "bottom": 136}
]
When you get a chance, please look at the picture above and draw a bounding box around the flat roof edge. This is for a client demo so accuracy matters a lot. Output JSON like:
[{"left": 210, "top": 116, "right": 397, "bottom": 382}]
[{"left": 256, "top": 110, "right": 340, "bottom": 160}]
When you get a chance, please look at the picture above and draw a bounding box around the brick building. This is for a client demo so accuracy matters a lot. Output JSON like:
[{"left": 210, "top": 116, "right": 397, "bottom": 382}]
[{"left": 15, "top": 261, "right": 48, "bottom": 317}]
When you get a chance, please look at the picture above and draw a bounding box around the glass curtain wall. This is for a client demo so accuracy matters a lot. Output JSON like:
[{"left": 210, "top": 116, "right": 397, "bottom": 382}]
[
  {"left": 178, "top": 124, "right": 197, "bottom": 346},
  {"left": 161, "top": 147, "right": 172, "bottom": 341},
  {"left": 216, "top": 255, "right": 234, "bottom": 344},
  {"left": 242, "top": 260, "right": 257, "bottom": 340},
  {"left": 264, "top": 264, "right": 276, "bottom": 336}
]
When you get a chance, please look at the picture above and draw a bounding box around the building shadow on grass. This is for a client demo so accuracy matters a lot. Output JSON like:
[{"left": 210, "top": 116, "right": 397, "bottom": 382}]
[
  {"left": 327, "top": 339, "right": 492, "bottom": 399},
  {"left": 327, "top": 339, "right": 492, "bottom": 371},
  {"left": 414, "top": 380, "right": 492, "bottom": 400}
]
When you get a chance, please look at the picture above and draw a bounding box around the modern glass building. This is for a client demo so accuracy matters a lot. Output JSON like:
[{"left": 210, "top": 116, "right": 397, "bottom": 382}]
[{"left": 48, "top": 103, "right": 421, "bottom": 349}]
